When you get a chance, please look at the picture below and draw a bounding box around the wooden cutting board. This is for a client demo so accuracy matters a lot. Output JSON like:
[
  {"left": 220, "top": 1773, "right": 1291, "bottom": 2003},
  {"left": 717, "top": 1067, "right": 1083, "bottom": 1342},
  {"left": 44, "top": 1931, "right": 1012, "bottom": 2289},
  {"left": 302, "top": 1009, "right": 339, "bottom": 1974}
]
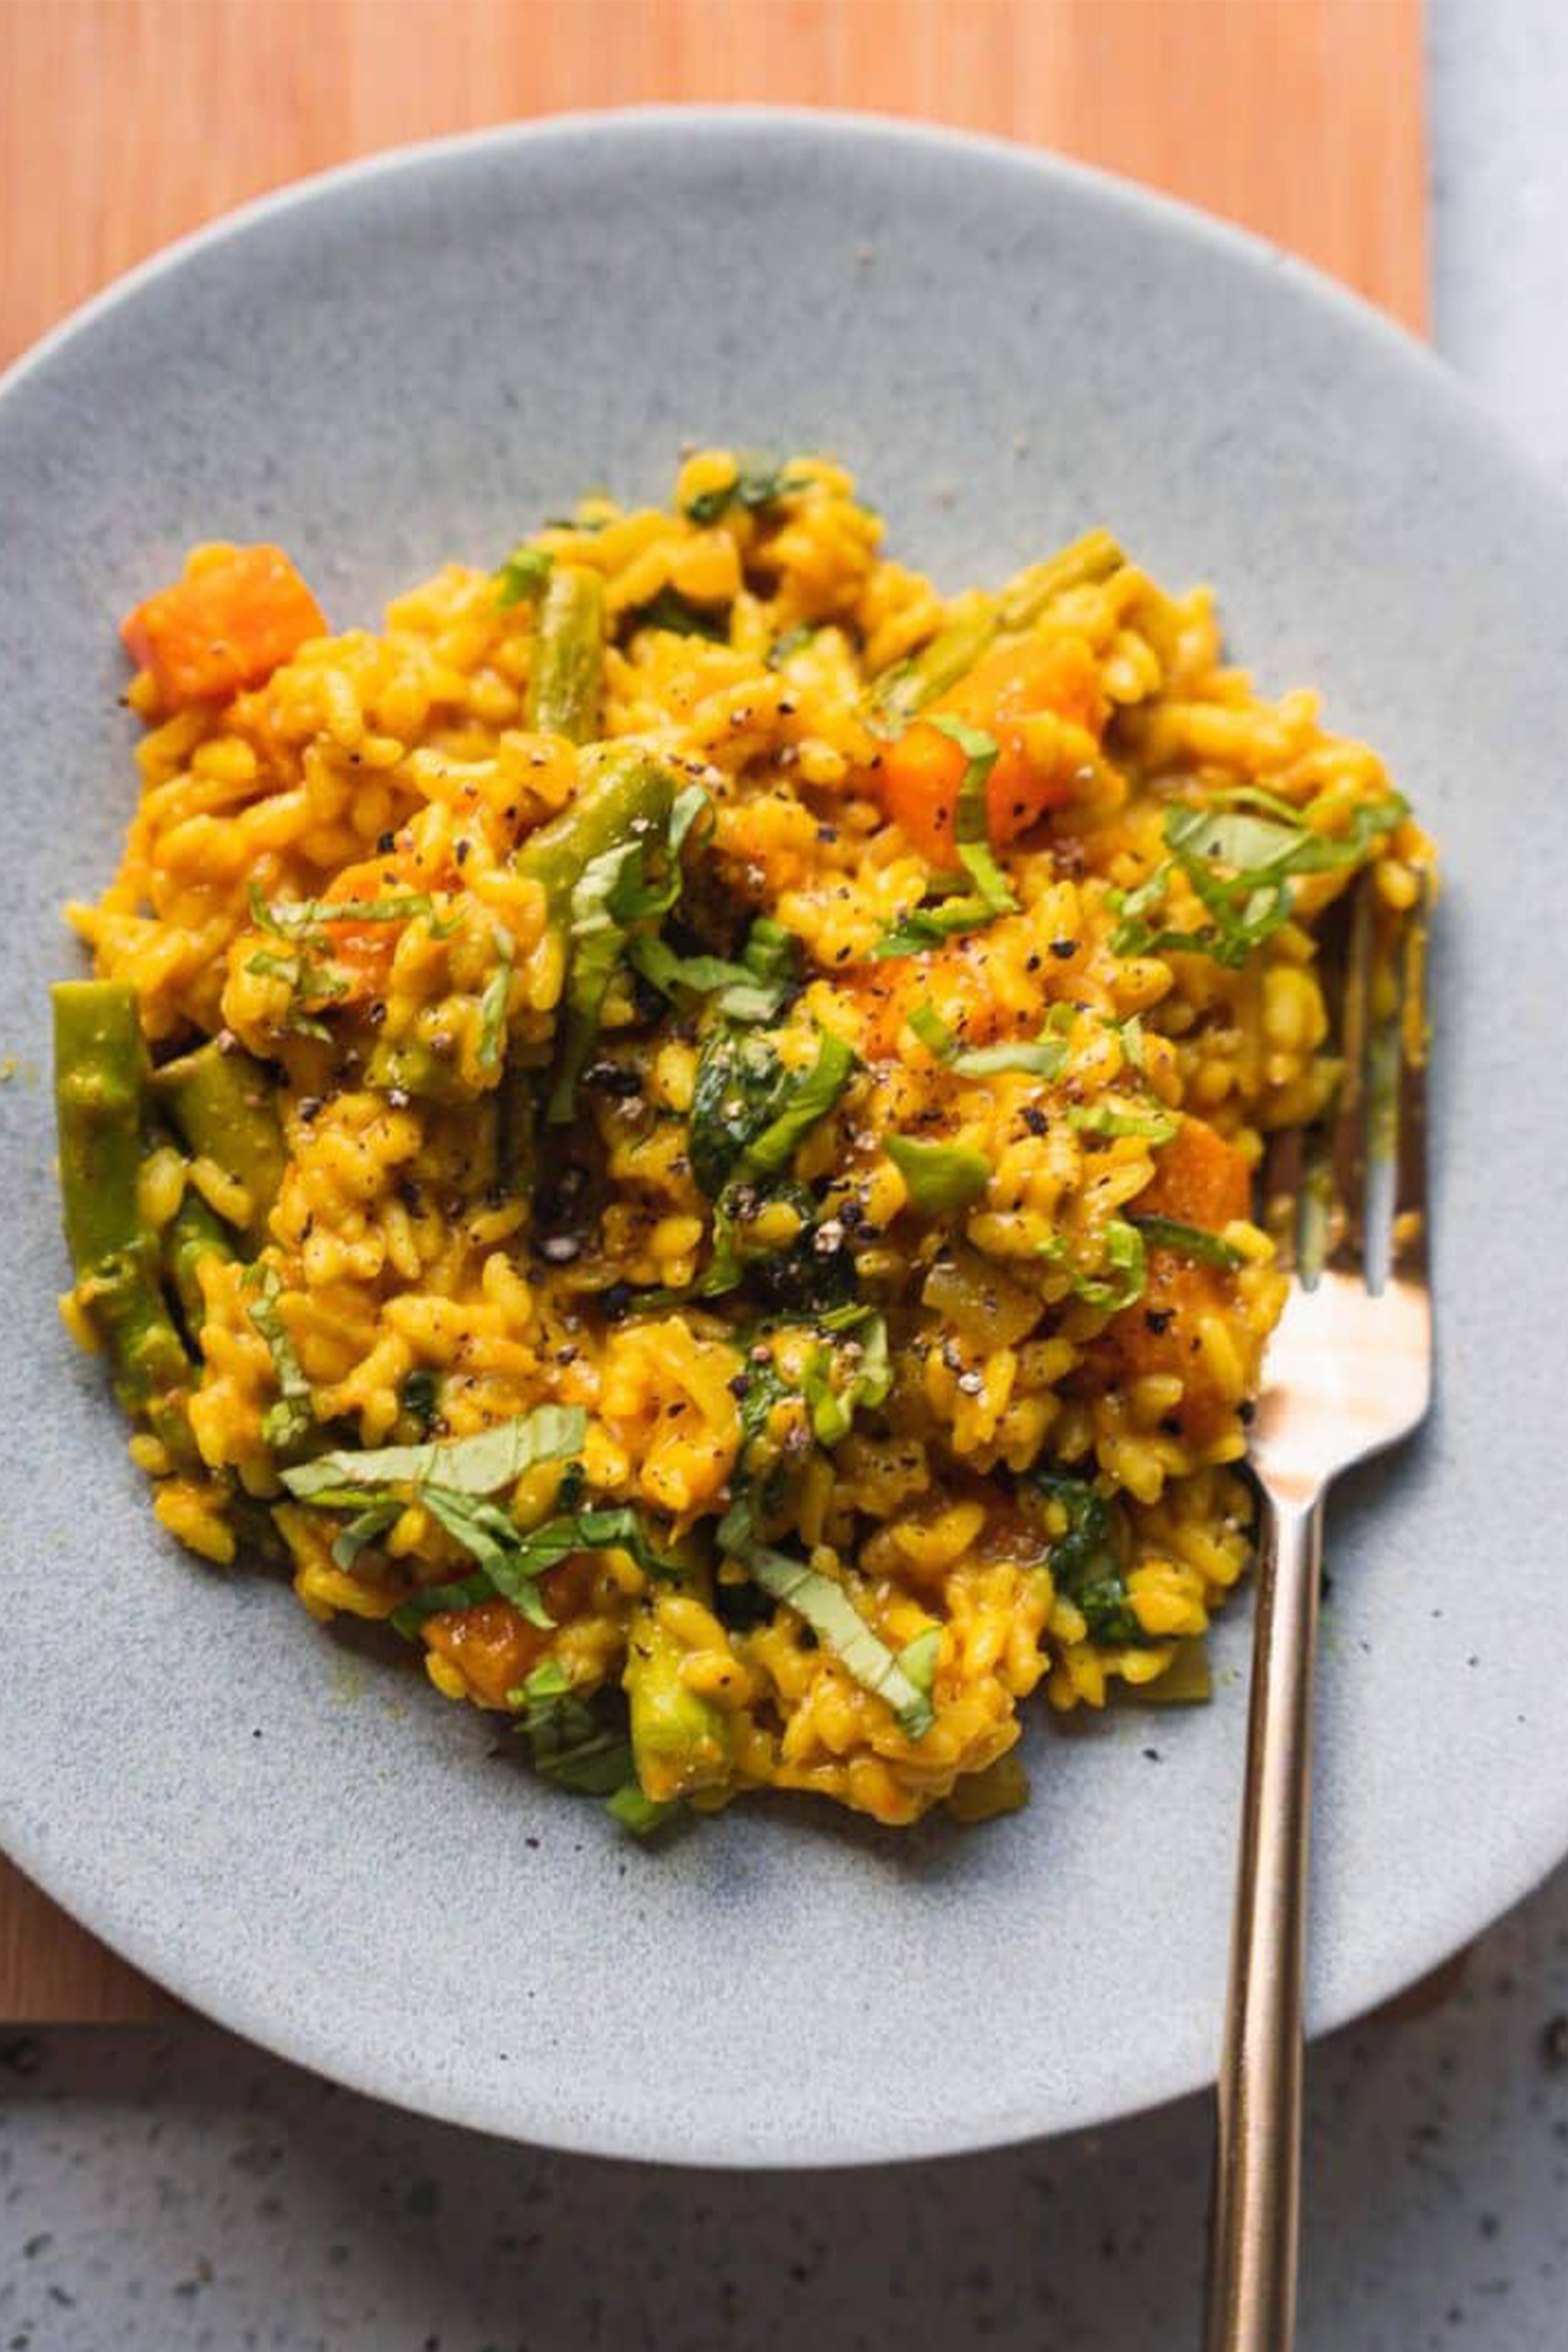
[{"left": 0, "top": 0, "right": 1426, "bottom": 2022}]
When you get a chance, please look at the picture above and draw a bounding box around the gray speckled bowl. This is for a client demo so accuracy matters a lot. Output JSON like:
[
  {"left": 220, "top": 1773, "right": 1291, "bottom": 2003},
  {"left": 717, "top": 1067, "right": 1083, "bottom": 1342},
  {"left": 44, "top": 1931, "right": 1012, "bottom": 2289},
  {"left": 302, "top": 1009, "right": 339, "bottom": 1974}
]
[{"left": 2, "top": 109, "right": 1565, "bottom": 2168}]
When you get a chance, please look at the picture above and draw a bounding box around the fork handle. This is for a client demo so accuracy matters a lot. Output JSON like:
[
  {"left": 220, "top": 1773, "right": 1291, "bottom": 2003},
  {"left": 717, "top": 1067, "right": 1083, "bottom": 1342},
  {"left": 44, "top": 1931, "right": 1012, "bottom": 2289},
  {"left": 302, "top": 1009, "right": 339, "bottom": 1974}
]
[{"left": 1205, "top": 1491, "right": 1324, "bottom": 2352}]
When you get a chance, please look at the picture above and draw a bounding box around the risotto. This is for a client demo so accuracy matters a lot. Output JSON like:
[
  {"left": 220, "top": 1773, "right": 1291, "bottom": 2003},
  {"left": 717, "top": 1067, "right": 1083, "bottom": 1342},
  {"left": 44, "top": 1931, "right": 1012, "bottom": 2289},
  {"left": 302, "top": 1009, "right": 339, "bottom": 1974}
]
[{"left": 53, "top": 451, "right": 1431, "bottom": 1832}]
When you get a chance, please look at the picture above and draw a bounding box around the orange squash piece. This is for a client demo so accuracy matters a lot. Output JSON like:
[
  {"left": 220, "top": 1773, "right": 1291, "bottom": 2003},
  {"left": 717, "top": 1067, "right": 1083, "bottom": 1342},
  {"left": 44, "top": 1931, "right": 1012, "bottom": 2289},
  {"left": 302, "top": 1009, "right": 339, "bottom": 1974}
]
[
  {"left": 877, "top": 634, "right": 1105, "bottom": 865},
  {"left": 121, "top": 542, "right": 326, "bottom": 707},
  {"left": 1097, "top": 1118, "right": 1253, "bottom": 1444},
  {"left": 422, "top": 1559, "right": 598, "bottom": 1710}
]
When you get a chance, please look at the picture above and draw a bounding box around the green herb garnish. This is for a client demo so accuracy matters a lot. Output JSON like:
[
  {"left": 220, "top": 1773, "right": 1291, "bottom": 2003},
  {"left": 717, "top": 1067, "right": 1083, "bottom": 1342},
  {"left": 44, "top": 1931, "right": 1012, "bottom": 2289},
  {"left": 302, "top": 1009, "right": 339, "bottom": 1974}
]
[
  {"left": 1069, "top": 1102, "right": 1180, "bottom": 1143},
  {"left": 477, "top": 925, "right": 515, "bottom": 1073},
  {"left": 1130, "top": 1214, "right": 1242, "bottom": 1269},
  {"left": 388, "top": 1503, "right": 679, "bottom": 1637},
  {"left": 284, "top": 1403, "right": 586, "bottom": 1502},
  {"left": 746, "top": 1547, "right": 936, "bottom": 1737},
  {"left": 885, "top": 1133, "right": 991, "bottom": 1214},
  {"left": 398, "top": 1367, "right": 440, "bottom": 1431},
  {"left": 1110, "top": 790, "right": 1407, "bottom": 968},
  {"left": 605, "top": 1781, "right": 677, "bottom": 1836},
  {"left": 738, "top": 1030, "right": 856, "bottom": 1178},
  {"left": 1028, "top": 1472, "right": 1155, "bottom": 1647},
  {"left": 245, "top": 1265, "right": 313, "bottom": 1450},
  {"left": 1039, "top": 1218, "right": 1147, "bottom": 1312},
  {"left": 626, "top": 585, "right": 730, "bottom": 640},
  {"left": 683, "top": 453, "right": 806, "bottom": 526},
  {"left": 907, "top": 998, "right": 1069, "bottom": 1079},
  {"left": 495, "top": 545, "right": 554, "bottom": 608},
  {"left": 801, "top": 1312, "right": 891, "bottom": 1446}
]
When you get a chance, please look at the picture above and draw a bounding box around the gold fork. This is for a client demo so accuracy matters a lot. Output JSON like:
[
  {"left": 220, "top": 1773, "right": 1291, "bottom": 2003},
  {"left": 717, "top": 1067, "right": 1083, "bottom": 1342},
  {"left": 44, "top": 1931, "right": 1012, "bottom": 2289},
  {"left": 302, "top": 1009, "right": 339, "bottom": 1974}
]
[{"left": 1204, "top": 877, "right": 1433, "bottom": 2352}]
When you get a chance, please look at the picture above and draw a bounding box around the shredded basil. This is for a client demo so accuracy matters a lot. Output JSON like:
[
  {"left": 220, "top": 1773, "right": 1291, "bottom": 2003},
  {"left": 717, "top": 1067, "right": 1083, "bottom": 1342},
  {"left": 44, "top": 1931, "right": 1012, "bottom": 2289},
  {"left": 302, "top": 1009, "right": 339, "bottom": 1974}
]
[
  {"left": 243, "top": 945, "right": 345, "bottom": 1041},
  {"left": 896, "top": 1625, "right": 942, "bottom": 1700},
  {"left": 250, "top": 884, "right": 444, "bottom": 941},
  {"left": 1131, "top": 1214, "right": 1242, "bottom": 1269},
  {"left": 284, "top": 1404, "right": 586, "bottom": 1502},
  {"left": 626, "top": 934, "right": 750, "bottom": 999},
  {"left": 477, "top": 926, "right": 514, "bottom": 1072},
  {"left": 908, "top": 1002, "right": 956, "bottom": 1058},
  {"left": 387, "top": 1503, "right": 679, "bottom": 1638},
  {"left": 386, "top": 1570, "right": 495, "bottom": 1630},
  {"left": 767, "top": 622, "right": 817, "bottom": 670},
  {"left": 329, "top": 1499, "right": 401, "bottom": 1572},
  {"left": 801, "top": 1312, "right": 891, "bottom": 1446},
  {"left": 747, "top": 1548, "right": 935, "bottom": 1736},
  {"left": 1039, "top": 1218, "right": 1147, "bottom": 1311},
  {"left": 548, "top": 786, "right": 709, "bottom": 1122},
  {"left": 873, "top": 893, "right": 1004, "bottom": 958},
  {"left": 246, "top": 1265, "right": 313, "bottom": 1450},
  {"left": 928, "top": 715, "right": 1017, "bottom": 916},
  {"left": 956, "top": 1037, "right": 1068, "bottom": 1079},
  {"left": 1110, "top": 790, "right": 1407, "bottom": 968},
  {"left": 885, "top": 1133, "right": 991, "bottom": 1214},
  {"left": 908, "top": 998, "right": 1069, "bottom": 1079},
  {"left": 1069, "top": 1102, "right": 1180, "bottom": 1143}
]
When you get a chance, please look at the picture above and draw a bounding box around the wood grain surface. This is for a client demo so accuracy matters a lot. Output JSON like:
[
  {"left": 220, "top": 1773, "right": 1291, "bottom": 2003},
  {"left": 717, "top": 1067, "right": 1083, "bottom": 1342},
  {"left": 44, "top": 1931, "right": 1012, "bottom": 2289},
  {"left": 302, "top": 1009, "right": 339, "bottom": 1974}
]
[{"left": 0, "top": 0, "right": 1427, "bottom": 2022}]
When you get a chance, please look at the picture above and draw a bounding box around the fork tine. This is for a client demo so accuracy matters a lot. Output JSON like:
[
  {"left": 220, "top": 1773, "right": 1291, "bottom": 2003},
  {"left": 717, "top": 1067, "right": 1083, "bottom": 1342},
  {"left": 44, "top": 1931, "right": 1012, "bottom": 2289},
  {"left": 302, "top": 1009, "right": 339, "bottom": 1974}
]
[
  {"left": 1390, "top": 869, "right": 1432, "bottom": 1280},
  {"left": 1261, "top": 1122, "right": 1303, "bottom": 1275},
  {"left": 1324, "top": 876, "right": 1374, "bottom": 1277}
]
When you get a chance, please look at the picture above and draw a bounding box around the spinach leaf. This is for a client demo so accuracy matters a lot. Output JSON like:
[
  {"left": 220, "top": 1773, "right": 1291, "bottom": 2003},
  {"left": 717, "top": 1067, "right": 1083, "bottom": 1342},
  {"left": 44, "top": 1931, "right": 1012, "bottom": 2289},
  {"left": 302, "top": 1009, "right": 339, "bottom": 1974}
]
[
  {"left": 687, "top": 1025, "right": 854, "bottom": 1199},
  {"left": 513, "top": 1660, "right": 634, "bottom": 1794},
  {"left": 398, "top": 1367, "right": 440, "bottom": 1431},
  {"left": 739, "top": 1030, "right": 856, "bottom": 1178},
  {"left": 605, "top": 1781, "right": 677, "bottom": 1836},
  {"left": 688, "top": 1030, "right": 790, "bottom": 1197},
  {"left": 625, "top": 586, "right": 730, "bottom": 640},
  {"left": 1028, "top": 1471, "right": 1153, "bottom": 1646}
]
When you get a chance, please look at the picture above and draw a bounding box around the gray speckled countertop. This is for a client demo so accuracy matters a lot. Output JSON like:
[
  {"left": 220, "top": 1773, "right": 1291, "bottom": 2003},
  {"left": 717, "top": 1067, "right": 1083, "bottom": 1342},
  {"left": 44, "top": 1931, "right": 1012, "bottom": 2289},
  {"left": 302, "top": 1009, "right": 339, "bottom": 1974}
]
[{"left": 5, "top": 6, "right": 1568, "bottom": 2346}]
